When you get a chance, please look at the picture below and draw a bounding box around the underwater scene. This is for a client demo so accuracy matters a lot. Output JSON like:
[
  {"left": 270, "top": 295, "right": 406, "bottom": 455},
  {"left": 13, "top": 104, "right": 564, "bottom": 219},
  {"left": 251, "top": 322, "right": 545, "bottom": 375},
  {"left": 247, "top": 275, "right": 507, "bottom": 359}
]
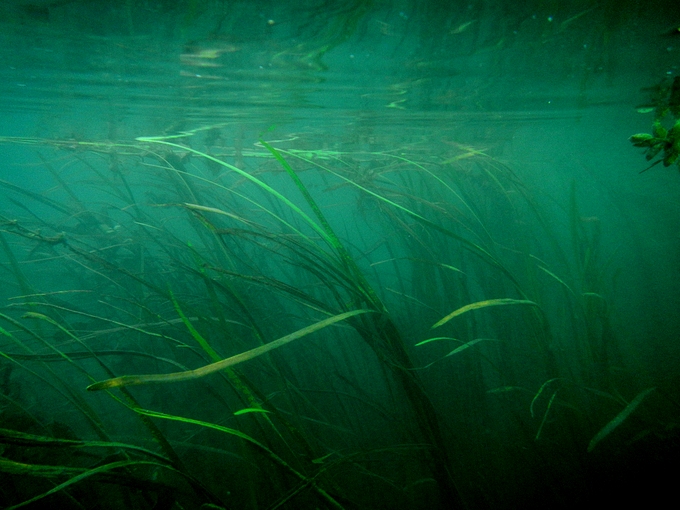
[{"left": 1, "top": 1, "right": 679, "bottom": 508}]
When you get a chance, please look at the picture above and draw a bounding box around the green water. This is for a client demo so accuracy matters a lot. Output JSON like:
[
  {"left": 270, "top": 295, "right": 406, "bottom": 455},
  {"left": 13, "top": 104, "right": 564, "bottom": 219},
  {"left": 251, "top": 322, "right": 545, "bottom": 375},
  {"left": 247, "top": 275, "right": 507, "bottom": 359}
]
[{"left": 0, "top": 1, "right": 678, "bottom": 509}]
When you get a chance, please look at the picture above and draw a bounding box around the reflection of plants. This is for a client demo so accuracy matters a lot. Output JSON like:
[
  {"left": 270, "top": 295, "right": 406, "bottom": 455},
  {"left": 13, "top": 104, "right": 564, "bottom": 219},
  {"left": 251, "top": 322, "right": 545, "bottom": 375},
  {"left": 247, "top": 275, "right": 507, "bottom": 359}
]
[
  {"left": 630, "top": 76, "right": 680, "bottom": 170},
  {"left": 271, "top": 0, "right": 372, "bottom": 71}
]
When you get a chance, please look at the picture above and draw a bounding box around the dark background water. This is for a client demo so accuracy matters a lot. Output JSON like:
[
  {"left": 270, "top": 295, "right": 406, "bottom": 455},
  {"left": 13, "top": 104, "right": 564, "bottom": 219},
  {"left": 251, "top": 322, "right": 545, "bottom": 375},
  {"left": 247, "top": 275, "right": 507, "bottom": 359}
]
[{"left": 1, "top": 1, "right": 679, "bottom": 509}]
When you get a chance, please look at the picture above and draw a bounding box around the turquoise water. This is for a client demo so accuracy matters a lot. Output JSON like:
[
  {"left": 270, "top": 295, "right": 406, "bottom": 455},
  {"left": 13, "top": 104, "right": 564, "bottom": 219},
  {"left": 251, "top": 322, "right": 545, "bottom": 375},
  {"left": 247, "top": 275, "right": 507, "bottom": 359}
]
[{"left": 1, "top": 1, "right": 679, "bottom": 509}]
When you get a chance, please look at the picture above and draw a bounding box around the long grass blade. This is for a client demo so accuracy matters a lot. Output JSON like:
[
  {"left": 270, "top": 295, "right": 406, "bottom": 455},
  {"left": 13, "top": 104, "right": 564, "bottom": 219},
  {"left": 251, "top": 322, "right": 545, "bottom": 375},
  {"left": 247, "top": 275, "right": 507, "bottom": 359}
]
[
  {"left": 278, "top": 148, "right": 525, "bottom": 293},
  {"left": 134, "top": 408, "right": 346, "bottom": 510},
  {"left": 5, "top": 459, "right": 169, "bottom": 510},
  {"left": 169, "top": 289, "right": 221, "bottom": 361},
  {"left": 261, "top": 139, "right": 384, "bottom": 310},
  {"left": 530, "top": 378, "right": 560, "bottom": 418},
  {"left": 135, "top": 138, "right": 335, "bottom": 246},
  {"left": 535, "top": 390, "right": 559, "bottom": 441},
  {"left": 432, "top": 298, "right": 539, "bottom": 329},
  {"left": 416, "top": 337, "right": 500, "bottom": 368},
  {"left": 88, "top": 309, "right": 371, "bottom": 390},
  {"left": 587, "top": 387, "right": 656, "bottom": 452}
]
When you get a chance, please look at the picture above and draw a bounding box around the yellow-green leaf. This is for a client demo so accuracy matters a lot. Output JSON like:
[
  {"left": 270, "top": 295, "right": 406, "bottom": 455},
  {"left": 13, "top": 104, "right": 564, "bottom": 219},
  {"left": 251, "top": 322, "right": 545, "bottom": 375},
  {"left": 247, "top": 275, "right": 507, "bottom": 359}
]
[
  {"left": 234, "top": 408, "right": 271, "bottom": 416},
  {"left": 432, "top": 298, "right": 538, "bottom": 329}
]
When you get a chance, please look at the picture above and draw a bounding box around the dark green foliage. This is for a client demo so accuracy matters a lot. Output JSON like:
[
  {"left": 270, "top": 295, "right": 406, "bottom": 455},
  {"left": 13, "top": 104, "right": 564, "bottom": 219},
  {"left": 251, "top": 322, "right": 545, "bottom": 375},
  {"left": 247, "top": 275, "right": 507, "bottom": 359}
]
[{"left": 630, "top": 77, "right": 680, "bottom": 171}]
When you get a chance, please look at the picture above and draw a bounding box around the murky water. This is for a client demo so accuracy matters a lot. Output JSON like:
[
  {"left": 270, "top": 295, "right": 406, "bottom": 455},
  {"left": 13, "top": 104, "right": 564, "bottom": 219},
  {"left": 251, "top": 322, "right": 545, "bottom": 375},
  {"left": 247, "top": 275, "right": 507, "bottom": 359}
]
[{"left": 1, "top": 2, "right": 679, "bottom": 509}]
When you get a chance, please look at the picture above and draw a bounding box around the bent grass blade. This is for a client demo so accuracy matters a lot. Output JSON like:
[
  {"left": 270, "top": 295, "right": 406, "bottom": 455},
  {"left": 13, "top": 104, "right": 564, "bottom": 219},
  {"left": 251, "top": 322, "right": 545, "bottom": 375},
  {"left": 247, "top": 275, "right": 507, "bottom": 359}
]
[
  {"left": 415, "top": 337, "right": 500, "bottom": 368},
  {"left": 349, "top": 154, "right": 521, "bottom": 293},
  {"left": 530, "top": 378, "right": 560, "bottom": 418},
  {"left": 131, "top": 408, "right": 346, "bottom": 510},
  {"left": 587, "top": 387, "right": 656, "bottom": 452},
  {"left": 169, "top": 289, "right": 221, "bottom": 361},
  {"left": 87, "top": 309, "right": 371, "bottom": 391},
  {"left": 535, "top": 389, "right": 559, "bottom": 441},
  {"left": 432, "top": 298, "right": 539, "bottom": 329},
  {"left": 4, "top": 459, "right": 186, "bottom": 510},
  {"left": 135, "top": 138, "right": 335, "bottom": 247}
]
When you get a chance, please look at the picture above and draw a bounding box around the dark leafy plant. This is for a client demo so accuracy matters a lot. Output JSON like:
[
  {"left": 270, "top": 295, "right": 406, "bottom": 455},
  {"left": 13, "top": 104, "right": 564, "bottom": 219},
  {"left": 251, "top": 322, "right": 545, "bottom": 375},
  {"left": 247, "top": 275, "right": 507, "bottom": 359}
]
[{"left": 630, "top": 76, "right": 680, "bottom": 171}]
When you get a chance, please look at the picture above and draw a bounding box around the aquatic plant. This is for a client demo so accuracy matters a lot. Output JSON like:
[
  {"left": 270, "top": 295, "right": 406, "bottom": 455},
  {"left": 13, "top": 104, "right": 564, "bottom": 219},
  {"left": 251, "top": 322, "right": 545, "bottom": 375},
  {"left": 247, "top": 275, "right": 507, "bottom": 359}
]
[
  {"left": 0, "top": 130, "right": 674, "bottom": 509},
  {"left": 630, "top": 76, "right": 680, "bottom": 171}
]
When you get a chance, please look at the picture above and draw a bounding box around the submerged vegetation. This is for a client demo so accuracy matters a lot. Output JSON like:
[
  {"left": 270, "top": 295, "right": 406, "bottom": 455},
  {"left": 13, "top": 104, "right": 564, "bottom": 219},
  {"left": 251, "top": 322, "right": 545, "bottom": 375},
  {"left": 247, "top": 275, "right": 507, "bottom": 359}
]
[
  {"left": 630, "top": 76, "right": 680, "bottom": 171},
  {"left": 0, "top": 128, "right": 677, "bottom": 509}
]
